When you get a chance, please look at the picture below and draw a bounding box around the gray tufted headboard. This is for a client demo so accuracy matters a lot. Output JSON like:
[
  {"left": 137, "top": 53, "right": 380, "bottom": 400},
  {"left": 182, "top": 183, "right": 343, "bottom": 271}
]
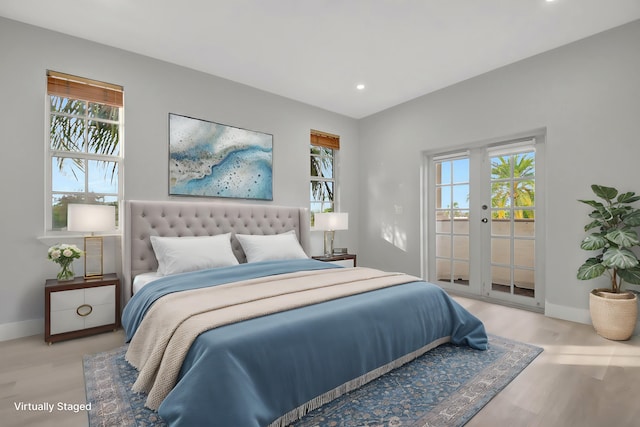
[{"left": 122, "top": 199, "right": 310, "bottom": 302}]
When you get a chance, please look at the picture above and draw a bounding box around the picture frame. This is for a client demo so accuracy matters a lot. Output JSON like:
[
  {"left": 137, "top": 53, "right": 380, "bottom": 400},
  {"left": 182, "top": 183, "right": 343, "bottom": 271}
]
[{"left": 168, "top": 113, "right": 273, "bottom": 200}]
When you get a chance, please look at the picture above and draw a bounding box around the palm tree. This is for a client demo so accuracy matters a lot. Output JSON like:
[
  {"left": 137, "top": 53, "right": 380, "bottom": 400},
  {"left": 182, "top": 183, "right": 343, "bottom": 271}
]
[
  {"left": 50, "top": 96, "right": 120, "bottom": 229},
  {"left": 50, "top": 96, "right": 120, "bottom": 182},
  {"left": 310, "top": 146, "right": 334, "bottom": 207},
  {"left": 491, "top": 154, "right": 535, "bottom": 219}
]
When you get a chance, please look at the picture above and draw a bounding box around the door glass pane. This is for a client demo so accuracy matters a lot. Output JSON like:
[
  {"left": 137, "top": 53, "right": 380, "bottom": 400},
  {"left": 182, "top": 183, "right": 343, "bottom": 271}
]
[
  {"left": 514, "top": 239, "right": 535, "bottom": 268},
  {"left": 435, "top": 235, "right": 451, "bottom": 257},
  {"left": 515, "top": 152, "right": 535, "bottom": 177},
  {"left": 453, "top": 214, "right": 470, "bottom": 233},
  {"left": 514, "top": 218, "right": 535, "bottom": 237},
  {"left": 491, "top": 238, "right": 510, "bottom": 264},
  {"left": 439, "top": 162, "right": 451, "bottom": 185},
  {"left": 491, "top": 266, "right": 511, "bottom": 289},
  {"left": 514, "top": 268, "right": 535, "bottom": 291},
  {"left": 435, "top": 214, "right": 451, "bottom": 232},
  {"left": 436, "top": 187, "right": 451, "bottom": 209},
  {"left": 453, "top": 235, "right": 469, "bottom": 259},
  {"left": 453, "top": 261, "right": 469, "bottom": 284},
  {"left": 452, "top": 158, "right": 469, "bottom": 183},
  {"left": 491, "top": 182, "right": 512, "bottom": 208},
  {"left": 452, "top": 184, "right": 469, "bottom": 209},
  {"left": 491, "top": 217, "right": 510, "bottom": 236},
  {"left": 435, "top": 259, "right": 450, "bottom": 282}
]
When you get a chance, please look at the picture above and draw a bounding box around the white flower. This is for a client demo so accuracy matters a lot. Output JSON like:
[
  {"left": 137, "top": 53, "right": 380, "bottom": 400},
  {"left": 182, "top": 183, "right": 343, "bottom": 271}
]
[{"left": 48, "top": 243, "right": 83, "bottom": 264}]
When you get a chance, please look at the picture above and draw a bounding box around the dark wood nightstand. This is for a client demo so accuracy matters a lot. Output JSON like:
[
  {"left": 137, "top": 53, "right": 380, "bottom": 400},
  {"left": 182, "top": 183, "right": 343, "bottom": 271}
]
[
  {"left": 45, "top": 273, "right": 121, "bottom": 344},
  {"left": 312, "top": 254, "right": 357, "bottom": 267}
]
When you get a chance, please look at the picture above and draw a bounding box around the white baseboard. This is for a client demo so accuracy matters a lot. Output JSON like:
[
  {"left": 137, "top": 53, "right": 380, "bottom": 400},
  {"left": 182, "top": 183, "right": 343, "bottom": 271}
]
[
  {"left": 544, "top": 301, "right": 591, "bottom": 325},
  {"left": 0, "top": 318, "right": 43, "bottom": 342},
  {"left": 545, "top": 300, "right": 640, "bottom": 336}
]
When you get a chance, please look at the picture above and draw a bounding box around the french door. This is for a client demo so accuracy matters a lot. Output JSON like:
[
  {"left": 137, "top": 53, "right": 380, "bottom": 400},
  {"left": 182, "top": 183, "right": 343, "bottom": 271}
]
[{"left": 425, "top": 137, "right": 544, "bottom": 310}]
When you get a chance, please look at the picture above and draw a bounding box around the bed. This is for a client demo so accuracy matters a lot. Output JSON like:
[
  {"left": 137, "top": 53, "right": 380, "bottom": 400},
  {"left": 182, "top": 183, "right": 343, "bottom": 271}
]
[{"left": 121, "top": 199, "right": 487, "bottom": 427}]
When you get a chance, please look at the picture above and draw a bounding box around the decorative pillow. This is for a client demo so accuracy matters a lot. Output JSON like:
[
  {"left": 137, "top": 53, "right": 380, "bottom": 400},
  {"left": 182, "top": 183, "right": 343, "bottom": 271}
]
[
  {"left": 150, "top": 234, "right": 239, "bottom": 276},
  {"left": 236, "top": 230, "right": 308, "bottom": 263}
]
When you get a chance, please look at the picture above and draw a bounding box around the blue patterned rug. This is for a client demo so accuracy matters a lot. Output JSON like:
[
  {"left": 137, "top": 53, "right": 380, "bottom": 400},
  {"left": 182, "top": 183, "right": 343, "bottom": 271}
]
[{"left": 83, "top": 334, "right": 541, "bottom": 427}]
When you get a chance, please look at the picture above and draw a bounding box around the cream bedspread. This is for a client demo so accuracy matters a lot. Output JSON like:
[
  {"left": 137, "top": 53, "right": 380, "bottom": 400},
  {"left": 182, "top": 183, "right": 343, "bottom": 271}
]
[{"left": 125, "top": 266, "right": 418, "bottom": 410}]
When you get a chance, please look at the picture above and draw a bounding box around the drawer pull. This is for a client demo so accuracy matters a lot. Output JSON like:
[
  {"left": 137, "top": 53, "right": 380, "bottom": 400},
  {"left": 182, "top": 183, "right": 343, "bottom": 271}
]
[{"left": 76, "top": 304, "right": 93, "bottom": 317}]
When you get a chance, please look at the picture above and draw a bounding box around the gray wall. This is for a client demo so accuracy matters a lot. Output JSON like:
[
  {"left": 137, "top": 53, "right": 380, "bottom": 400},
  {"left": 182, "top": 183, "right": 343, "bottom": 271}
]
[
  {"left": 0, "top": 17, "right": 360, "bottom": 339},
  {"left": 2, "top": 15, "right": 639, "bottom": 340},
  {"left": 358, "top": 20, "right": 640, "bottom": 324}
]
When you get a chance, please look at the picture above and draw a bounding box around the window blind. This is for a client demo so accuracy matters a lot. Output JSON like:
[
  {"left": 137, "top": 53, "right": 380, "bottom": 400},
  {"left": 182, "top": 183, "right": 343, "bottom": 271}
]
[
  {"left": 47, "top": 70, "right": 123, "bottom": 107},
  {"left": 310, "top": 129, "right": 340, "bottom": 150}
]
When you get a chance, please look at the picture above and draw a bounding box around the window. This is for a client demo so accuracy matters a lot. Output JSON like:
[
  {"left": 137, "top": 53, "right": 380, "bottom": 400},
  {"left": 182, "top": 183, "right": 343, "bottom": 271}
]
[
  {"left": 310, "top": 129, "right": 339, "bottom": 226},
  {"left": 47, "top": 71, "right": 123, "bottom": 230}
]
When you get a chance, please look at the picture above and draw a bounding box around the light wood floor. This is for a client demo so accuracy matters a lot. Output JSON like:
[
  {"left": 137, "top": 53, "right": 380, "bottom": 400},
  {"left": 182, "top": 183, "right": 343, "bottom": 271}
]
[{"left": 1, "top": 296, "right": 638, "bottom": 427}]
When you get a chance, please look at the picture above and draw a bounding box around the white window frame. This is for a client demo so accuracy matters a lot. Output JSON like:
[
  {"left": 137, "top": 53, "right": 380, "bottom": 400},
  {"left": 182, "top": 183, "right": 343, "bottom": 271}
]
[{"left": 45, "top": 74, "right": 124, "bottom": 234}]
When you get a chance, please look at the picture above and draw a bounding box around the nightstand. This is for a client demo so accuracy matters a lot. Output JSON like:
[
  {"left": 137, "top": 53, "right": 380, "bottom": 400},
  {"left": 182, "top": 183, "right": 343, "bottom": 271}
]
[
  {"left": 45, "top": 273, "right": 120, "bottom": 344},
  {"left": 312, "top": 254, "right": 357, "bottom": 268}
]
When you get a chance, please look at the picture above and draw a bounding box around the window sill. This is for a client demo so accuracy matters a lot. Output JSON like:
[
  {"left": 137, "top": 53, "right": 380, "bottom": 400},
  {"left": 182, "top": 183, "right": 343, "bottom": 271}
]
[{"left": 37, "top": 233, "right": 121, "bottom": 246}]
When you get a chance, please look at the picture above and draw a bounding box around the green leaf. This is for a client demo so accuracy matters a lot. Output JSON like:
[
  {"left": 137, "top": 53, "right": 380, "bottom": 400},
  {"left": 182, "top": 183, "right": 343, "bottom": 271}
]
[
  {"left": 577, "top": 258, "right": 607, "bottom": 280},
  {"left": 617, "top": 192, "right": 640, "bottom": 204},
  {"left": 588, "top": 211, "right": 605, "bottom": 220},
  {"left": 584, "top": 219, "right": 602, "bottom": 232},
  {"left": 578, "top": 199, "right": 604, "bottom": 209},
  {"left": 580, "top": 234, "right": 607, "bottom": 250},
  {"left": 618, "top": 266, "right": 640, "bottom": 285},
  {"left": 591, "top": 185, "right": 618, "bottom": 201},
  {"left": 605, "top": 228, "right": 640, "bottom": 248},
  {"left": 622, "top": 210, "right": 640, "bottom": 226},
  {"left": 602, "top": 247, "right": 639, "bottom": 269}
]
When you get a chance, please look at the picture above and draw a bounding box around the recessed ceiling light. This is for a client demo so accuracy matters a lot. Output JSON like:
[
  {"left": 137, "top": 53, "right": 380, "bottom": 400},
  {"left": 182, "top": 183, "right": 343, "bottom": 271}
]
[{"left": 356, "top": 83, "right": 366, "bottom": 90}]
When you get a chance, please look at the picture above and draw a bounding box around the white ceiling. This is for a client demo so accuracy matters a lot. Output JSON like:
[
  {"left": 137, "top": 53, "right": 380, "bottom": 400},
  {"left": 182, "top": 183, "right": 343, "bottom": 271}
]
[{"left": 2, "top": 0, "right": 640, "bottom": 118}]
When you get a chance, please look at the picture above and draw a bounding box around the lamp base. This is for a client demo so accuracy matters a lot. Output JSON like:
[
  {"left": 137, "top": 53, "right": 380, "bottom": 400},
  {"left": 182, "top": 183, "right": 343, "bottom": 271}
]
[
  {"left": 323, "top": 230, "right": 335, "bottom": 256},
  {"left": 83, "top": 236, "right": 104, "bottom": 279}
]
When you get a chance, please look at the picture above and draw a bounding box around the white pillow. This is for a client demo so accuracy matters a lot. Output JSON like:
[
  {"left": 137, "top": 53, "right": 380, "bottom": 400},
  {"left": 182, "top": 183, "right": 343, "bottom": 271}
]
[
  {"left": 150, "top": 234, "right": 239, "bottom": 276},
  {"left": 236, "top": 230, "right": 308, "bottom": 263}
]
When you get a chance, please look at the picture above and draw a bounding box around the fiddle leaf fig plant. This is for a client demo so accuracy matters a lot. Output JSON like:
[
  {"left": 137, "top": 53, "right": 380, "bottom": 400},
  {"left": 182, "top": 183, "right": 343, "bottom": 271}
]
[{"left": 577, "top": 185, "right": 640, "bottom": 293}]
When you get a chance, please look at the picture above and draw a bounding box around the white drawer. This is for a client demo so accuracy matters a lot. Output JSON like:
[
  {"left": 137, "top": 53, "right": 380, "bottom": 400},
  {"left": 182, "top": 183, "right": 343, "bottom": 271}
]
[
  {"left": 50, "top": 285, "right": 116, "bottom": 335},
  {"left": 329, "top": 259, "right": 354, "bottom": 268}
]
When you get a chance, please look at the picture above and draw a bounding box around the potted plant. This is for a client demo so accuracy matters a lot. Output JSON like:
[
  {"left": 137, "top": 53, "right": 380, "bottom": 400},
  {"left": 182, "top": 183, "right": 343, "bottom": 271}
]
[{"left": 577, "top": 184, "right": 640, "bottom": 340}]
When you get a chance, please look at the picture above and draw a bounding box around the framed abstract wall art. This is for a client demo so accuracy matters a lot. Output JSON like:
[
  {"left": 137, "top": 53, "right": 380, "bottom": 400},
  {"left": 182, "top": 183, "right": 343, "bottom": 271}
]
[{"left": 168, "top": 113, "right": 273, "bottom": 200}]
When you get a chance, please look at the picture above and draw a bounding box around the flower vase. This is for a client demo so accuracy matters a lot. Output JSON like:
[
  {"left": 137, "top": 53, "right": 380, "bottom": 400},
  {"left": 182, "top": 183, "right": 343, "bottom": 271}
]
[{"left": 57, "top": 262, "right": 75, "bottom": 281}]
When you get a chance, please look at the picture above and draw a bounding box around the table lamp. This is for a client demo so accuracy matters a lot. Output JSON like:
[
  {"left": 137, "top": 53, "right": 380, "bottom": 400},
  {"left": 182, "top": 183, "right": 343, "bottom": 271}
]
[
  {"left": 67, "top": 204, "right": 115, "bottom": 278},
  {"left": 314, "top": 212, "right": 348, "bottom": 256}
]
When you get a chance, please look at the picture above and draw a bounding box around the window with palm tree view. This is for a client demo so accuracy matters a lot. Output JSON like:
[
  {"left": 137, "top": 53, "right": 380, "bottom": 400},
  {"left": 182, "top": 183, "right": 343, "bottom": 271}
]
[
  {"left": 47, "top": 71, "right": 123, "bottom": 230},
  {"left": 310, "top": 130, "right": 339, "bottom": 226}
]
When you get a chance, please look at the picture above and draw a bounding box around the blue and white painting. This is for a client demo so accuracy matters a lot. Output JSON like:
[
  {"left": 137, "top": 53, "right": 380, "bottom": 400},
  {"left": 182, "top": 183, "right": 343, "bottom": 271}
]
[{"left": 169, "top": 114, "right": 273, "bottom": 200}]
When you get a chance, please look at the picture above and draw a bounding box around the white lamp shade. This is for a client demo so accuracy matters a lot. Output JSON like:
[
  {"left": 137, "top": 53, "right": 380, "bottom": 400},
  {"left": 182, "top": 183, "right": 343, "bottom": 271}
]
[
  {"left": 67, "top": 204, "right": 116, "bottom": 232},
  {"left": 315, "top": 212, "right": 348, "bottom": 231}
]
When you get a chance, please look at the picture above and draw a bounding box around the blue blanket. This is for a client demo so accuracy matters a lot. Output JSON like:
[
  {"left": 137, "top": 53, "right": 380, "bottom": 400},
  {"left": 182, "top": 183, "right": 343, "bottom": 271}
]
[{"left": 122, "top": 259, "right": 487, "bottom": 427}]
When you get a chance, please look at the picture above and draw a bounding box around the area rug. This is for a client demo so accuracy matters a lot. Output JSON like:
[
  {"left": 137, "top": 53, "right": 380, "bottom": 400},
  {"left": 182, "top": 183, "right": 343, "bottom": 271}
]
[{"left": 83, "top": 334, "right": 542, "bottom": 427}]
